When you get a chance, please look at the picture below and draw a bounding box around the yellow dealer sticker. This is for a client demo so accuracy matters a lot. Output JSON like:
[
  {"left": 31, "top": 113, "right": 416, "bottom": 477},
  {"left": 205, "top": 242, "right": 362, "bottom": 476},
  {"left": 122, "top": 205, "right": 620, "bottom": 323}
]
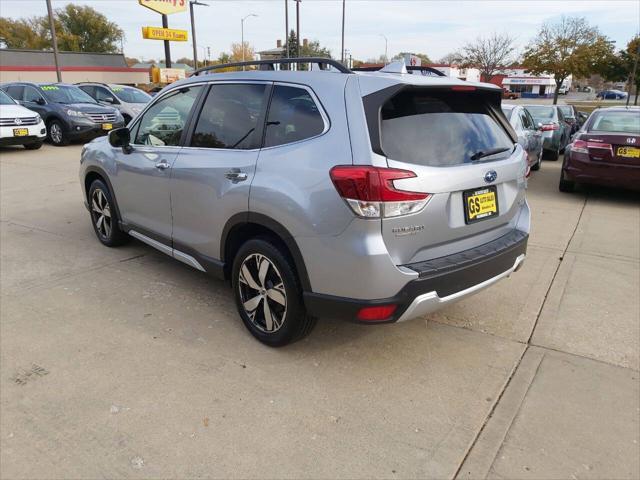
[{"left": 142, "top": 26, "right": 188, "bottom": 42}]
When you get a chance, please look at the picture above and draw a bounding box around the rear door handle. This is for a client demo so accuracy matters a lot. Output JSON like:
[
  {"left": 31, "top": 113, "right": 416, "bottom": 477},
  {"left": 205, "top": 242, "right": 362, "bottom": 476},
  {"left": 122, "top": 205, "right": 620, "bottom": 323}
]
[
  {"left": 155, "top": 160, "right": 170, "bottom": 170},
  {"left": 225, "top": 169, "right": 248, "bottom": 182}
]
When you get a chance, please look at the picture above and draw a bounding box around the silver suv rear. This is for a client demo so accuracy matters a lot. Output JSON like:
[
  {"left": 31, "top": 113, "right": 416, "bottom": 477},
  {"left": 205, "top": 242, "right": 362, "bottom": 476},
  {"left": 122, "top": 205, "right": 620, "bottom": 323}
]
[{"left": 79, "top": 58, "right": 529, "bottom": 347}]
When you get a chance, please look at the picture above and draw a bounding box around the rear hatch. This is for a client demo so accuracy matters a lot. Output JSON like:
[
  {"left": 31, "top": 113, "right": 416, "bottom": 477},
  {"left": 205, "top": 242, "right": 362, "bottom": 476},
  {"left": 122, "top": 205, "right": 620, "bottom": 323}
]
[
  {"left": 365, "top": 85, "right": 526, "bottom": 265},
  {"left": 582, "top": 112, "right": 640, "bottom": 166}
]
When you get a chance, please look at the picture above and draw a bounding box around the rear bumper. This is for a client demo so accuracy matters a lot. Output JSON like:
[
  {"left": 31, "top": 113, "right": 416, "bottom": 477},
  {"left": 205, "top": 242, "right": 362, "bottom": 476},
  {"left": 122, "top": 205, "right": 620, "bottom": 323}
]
[
  {"left": 303, "top": 229, "right": 528, "bottom": 323},
  {"left": 564, "top": 153, "right": 640, "bottom": 191}
]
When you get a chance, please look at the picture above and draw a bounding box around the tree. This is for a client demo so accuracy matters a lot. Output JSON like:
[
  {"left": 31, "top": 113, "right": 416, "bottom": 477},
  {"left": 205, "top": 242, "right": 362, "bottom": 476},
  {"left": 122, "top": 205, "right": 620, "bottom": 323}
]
[
  {"left": 285, "top": 30, "right": 331, "bottom": 59},
  {"left": 392, "top": 52, "right": 432, "bottom": 64},
  {"left": 460, "top": 32, "right": 516, "bottom": 82},
  {"left": 231, "top": 42, "right": 255, "bottom": 63},
  {"left": 0, "top": 5, "right": 123, "bottom": 53},
  {"left": 522, "top": 16, "right": 614, "bottom": 104},
  {"left": 125, "top": 57, "right": 141, "bottom": 67},
  {"left": 438, "top": 51, "right": 463, "bottom": 65},
  {"left": 600, "top": 36, "right": 640, "bottom": 105}
]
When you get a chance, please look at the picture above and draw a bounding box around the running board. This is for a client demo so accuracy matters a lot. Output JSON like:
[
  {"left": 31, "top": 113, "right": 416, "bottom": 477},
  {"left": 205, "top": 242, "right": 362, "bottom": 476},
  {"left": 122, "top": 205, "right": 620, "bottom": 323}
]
[{"left": 128, "top": 230, "right": 206, "bottom": 272}]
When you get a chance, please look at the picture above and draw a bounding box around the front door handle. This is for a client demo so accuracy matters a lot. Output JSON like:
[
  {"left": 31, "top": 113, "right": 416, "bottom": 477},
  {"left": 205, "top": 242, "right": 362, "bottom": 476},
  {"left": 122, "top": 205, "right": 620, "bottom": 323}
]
[
  {"left": 155, "top": 160, "right": 170, "bottom": 170},
  {"left": 225, "top": 169, "right": 248, "bottom": 182}
]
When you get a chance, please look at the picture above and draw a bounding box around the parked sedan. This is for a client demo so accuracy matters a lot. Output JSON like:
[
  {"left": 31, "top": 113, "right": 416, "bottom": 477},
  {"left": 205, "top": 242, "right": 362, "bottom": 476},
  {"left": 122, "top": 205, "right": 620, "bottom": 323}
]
[
  {"left": 558, "top": 104, "right": 588, "bottom": 135},
  {"left": 0, "top": 82, "right": 125, "bottom": 146},
  {"left": 502, "top": 104, "right": 543, "bottom": 171},
  {"left": 560, "top": 106, "right": 639, "bottom": 192},
  {"left": 0, "top": 89, "right": 46, "bottom": 149},
  {"left": 523, "top": 105, "right": 572, "bottom": 160},
  {"left": 596, "top": 90, "right": 628, "bottom": 100}
]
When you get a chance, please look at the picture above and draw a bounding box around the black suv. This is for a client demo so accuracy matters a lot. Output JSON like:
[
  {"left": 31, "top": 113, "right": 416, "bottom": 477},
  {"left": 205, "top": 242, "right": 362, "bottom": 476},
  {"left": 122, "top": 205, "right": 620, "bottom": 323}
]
[{"left": 0, "top": 82, "right": 124, "bottom": 146}]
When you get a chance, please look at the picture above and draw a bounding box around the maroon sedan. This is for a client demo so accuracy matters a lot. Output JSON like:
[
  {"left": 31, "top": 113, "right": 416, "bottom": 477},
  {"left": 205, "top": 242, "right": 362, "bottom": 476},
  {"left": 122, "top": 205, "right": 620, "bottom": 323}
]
[{"left": 560, "top": 107, "right": 640, "bottom": 192}]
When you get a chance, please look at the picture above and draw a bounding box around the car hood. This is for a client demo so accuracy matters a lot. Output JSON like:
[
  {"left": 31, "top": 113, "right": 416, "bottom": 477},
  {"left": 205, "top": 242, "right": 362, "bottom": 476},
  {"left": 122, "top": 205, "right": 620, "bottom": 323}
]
[
  {"left": 61, "top": 103, "right": 116, "bottom": 113},
  {"left": 0, "top": 104, "right": 40, "bottom": 119}
]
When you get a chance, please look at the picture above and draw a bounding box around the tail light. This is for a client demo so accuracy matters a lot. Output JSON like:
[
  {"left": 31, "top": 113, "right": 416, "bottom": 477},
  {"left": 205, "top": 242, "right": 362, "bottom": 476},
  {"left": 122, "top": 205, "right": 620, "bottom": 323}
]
[
  {"left": 572, "top": 139, "right": 589, "bottom": 154},
  {"left": 541, "top": 123, "right": 559, "bottom": 131},
  {"left": 330, "top": 166, "right": 432, "bottom": 218},
  {"left": 357, "top": 304, "right": 397, "bottom": 321}
]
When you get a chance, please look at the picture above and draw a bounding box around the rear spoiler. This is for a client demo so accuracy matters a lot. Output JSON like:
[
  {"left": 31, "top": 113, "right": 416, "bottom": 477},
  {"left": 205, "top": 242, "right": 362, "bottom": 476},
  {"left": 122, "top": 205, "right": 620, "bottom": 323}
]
[{"left": 362, "top": 84, "right": 517, "bottom": 156}]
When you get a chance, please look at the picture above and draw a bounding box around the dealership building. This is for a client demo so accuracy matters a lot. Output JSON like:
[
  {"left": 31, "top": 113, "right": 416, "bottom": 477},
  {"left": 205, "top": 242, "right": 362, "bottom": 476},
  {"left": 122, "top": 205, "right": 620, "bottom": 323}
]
[{"left": 0, "top": 49, "right": 149, "bottom": 85}]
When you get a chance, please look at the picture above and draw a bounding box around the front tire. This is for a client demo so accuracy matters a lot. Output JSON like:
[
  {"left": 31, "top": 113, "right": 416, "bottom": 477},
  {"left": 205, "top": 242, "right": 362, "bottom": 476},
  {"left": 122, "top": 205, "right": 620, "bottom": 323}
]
[
  {"left": 232, "top": 238, "right": 316, "bottom": 347},
  {"left": 48, "top": 120, "right": 68, "bottom": 146},
  {"left": 88, "top": 179, "right": 129, "bottom": 247}
]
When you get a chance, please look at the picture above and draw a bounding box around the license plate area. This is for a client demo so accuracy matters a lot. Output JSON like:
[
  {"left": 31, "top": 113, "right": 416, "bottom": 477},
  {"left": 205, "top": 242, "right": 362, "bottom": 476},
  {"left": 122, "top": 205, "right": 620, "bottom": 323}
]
[
  {"left": 102, "top": 123, "right": 113, "bottom": 131},
  {"left": 13, "top": 128, "right": 28, "bottom": 137},
  {"left": 463, "top": 186, "right": 499, "bottom": 224},
  {"left": 617, "top": 146, "right": 640, "bottom": 158}
]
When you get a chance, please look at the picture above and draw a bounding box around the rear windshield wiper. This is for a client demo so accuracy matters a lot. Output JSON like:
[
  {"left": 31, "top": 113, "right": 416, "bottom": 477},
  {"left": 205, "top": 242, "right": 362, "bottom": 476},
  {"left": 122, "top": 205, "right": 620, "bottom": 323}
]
[{"left": 470, "top": 147, "right": 511, "bottom": 161}]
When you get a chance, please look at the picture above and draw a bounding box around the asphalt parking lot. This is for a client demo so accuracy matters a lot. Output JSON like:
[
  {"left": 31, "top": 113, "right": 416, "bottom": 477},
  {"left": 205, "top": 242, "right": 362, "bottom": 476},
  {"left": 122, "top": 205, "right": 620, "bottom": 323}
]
[{"left": 1, "top": 143, "right": 638, "bottom": 479}]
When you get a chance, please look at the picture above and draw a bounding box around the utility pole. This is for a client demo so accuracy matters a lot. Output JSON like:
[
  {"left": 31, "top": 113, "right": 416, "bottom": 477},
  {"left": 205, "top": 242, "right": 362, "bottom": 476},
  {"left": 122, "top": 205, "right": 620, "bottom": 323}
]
[
  {"left": 341, "top": 0, "right": 346, "bottom": 64},
  {"left": 295, "top": 0, "right": 301, "bottom": 58},
  {"left": 45, "top": 0, "right": 62, "bottom": 82},
  {"left": 162, "top": 14, "right": 172, "bottom": 68},
  {"left": 190, "top": 1, "right": 209, "bottom": 69},
  {"left": 627, "top": 42, "right": 640, "bottom": 107},
  {"left": 285, "top": 0, "right": 289, "bottom": 58},
  {"left": 380, "top": 34, "right": 388, "bottom": 64}
]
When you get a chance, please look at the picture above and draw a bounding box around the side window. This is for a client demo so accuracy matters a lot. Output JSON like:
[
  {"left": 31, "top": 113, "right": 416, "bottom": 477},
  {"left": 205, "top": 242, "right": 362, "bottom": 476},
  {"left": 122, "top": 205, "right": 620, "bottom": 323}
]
[
  {"left": 264, "top": 85, "right": 325, "bottom": 147},
  {"left": 79, "top": 85, "right": 96, "bottom": 98},
  {"left": 134, "top": 86, "right": 202, "bottom": 146},
  {"left": 6, "top": 85, "right": 24, "bottom": 101},
  {"left": 24, "top": 86, "right": 44, "bottom": 103},
  {"left": 191, "top": 83, "right": 267, "bottom": 150}
]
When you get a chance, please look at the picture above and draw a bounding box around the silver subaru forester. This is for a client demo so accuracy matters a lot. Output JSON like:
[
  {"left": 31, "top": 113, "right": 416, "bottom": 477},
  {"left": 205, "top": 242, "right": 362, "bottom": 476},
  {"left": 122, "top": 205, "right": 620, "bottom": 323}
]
[{"left": 80, "top": 58, "right": 529, "bottom": 346}]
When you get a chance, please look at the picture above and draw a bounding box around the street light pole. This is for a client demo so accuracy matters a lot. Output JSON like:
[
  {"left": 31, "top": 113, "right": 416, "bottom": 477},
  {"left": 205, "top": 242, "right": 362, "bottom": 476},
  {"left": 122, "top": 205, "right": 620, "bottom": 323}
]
[
  {"left": 241, "top": 14, "right": 258, "bottom": 70},
  {"left": 380, "top": 34, "right": 388, "bottom": 64},
  {"left": 341, "top": 0, "right": 346, "bottom": 64},
  {"left": 190, "top": 1, "right": 209, "bottom": 69},
  {"left": 162, "top": 14, "right": 172, "bottom": 68},
  {"left": 45, "top": 0, "right": 62, "bottom": 82}
]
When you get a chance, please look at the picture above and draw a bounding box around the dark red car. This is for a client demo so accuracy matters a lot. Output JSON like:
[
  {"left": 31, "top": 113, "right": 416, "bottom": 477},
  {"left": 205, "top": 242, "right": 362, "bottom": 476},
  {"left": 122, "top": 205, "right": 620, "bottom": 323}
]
[{"left": 560, "top": 107, "right": 640, "bottom": 192}]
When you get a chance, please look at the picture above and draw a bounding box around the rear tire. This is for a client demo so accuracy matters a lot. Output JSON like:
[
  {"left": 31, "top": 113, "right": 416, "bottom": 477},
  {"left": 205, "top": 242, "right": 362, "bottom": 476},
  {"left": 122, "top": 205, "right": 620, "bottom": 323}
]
[
  {"left": 88, "top": 179, "right": 129, "bottom": 247},
  {"left": 232, "top": 238, "right": 316, "bottom": 347},
  {"left": 558, "top": 171, "right": 575, "bottom": 193},
  {"left": 546, "top": 148, "right": 560, "bottom": 161},
  {"left": 531, "top": 150, "right": 542, "bottom": 171},
  {"left": 24, "top": 141, "right": 43, "bottom": 150}
]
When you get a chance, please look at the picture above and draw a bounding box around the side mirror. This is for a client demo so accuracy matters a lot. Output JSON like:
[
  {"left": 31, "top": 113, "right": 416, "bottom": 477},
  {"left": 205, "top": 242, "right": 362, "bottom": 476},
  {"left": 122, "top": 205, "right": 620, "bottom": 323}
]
[
  {"left": 102, "top": 96, "right": 116, "bottom": 104},
  {"left": 108, "top": 127, "right": 132, "bottom": 153},
  {"left": 537, "top": 122, "right": 543, "bottom": 131},
  {"left": 36, "top": 97, "right": 46, "bottom": 105}
]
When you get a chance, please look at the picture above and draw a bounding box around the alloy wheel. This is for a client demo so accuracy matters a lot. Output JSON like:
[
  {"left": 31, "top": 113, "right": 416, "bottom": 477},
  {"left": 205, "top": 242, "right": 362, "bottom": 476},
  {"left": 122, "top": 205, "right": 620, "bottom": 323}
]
[
  {"left": 50, "top": 123, "right": 63, "bottom": 144},
  {"left": 91, "top": 189, "right": 112, "bottom": 239},
  {"left": 238, "top": 253, "right": 287, "bottom": 333}
]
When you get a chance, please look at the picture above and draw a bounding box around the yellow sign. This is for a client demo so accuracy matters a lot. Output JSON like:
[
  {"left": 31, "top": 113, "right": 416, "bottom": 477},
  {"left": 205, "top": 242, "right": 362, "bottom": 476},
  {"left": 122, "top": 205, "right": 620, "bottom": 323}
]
[
  {"left": 139, "top": 0, "right": 187, "bottom": 15},
  {"left": 142, "top": 26, "right": 188, "bottom": 42}
]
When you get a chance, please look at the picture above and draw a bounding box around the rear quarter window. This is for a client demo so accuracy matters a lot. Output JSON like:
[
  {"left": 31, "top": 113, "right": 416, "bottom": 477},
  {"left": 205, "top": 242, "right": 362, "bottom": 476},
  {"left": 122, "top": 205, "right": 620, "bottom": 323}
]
[{"left": 380, "top": 90, "right": 513, "bottom": 167}]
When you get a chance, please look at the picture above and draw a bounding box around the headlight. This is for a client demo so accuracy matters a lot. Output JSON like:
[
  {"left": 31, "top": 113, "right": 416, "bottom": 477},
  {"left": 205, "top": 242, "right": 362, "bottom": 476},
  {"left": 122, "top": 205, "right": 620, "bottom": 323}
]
[
  {"left": 35, "top": 114, "right": 42, "bottom": 123},
  {"left": 66, "top": 109, "right": 85, "bottom": 117}
]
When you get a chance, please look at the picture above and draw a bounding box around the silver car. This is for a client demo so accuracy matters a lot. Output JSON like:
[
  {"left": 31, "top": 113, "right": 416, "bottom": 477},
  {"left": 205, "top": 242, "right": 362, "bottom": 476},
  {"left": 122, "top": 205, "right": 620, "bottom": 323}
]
[
  {"left": 79, "top": 59, "right": 529, "bottom": 346},
  {"left": 77, "top": 83, "right": 152, "bottom": 125},
  {"left": 502, "top": 104, "right": 543, "bottom": 171},
  {"left": 523, "top": 104, "right": 571, "bottom": 161}
]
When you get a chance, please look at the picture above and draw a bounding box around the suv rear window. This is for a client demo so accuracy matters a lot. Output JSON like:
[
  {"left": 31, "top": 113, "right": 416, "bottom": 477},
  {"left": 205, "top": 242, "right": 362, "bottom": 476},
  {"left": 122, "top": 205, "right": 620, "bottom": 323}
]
[{"left": 380, "top": 90, "right": 513, "bottom": 167}]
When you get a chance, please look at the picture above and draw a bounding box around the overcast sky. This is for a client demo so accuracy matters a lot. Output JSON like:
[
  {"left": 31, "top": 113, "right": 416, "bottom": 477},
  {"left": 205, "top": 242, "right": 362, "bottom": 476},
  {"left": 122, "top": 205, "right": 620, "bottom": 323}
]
[{"left": 1, "top": 0, "right": 639, "bottom": 63}]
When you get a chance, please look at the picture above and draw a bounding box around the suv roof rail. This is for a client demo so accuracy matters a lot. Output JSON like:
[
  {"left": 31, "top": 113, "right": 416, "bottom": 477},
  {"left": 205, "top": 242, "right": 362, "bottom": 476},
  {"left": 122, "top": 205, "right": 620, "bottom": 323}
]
[
  {"left": 191, "top": 57, "right": 352, "bottom": 76},
  {"left": 352, "top": 65, "right": 446, "bottom": 77}
]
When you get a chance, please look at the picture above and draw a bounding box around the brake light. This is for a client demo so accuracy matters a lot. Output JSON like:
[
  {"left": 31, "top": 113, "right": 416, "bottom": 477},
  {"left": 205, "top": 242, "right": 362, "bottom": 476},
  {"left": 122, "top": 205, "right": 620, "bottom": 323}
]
[
  {"left": 540, "top": 123, "right": 559, "bottom": 131},
  {"left": 451, "top": 85, "right": 476, "bottom": 91},
  {"left": 587, "top": 141, "right": 613, "bottom": 152},
  {"left": 357, "top": 304, "right": 397, "bottom": 321},
  {"left": 572, "top": 139, "right": 588, "bottom": 154},
  {"left": 330, "top": 166, "right": 432, "bottom": 218}
]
